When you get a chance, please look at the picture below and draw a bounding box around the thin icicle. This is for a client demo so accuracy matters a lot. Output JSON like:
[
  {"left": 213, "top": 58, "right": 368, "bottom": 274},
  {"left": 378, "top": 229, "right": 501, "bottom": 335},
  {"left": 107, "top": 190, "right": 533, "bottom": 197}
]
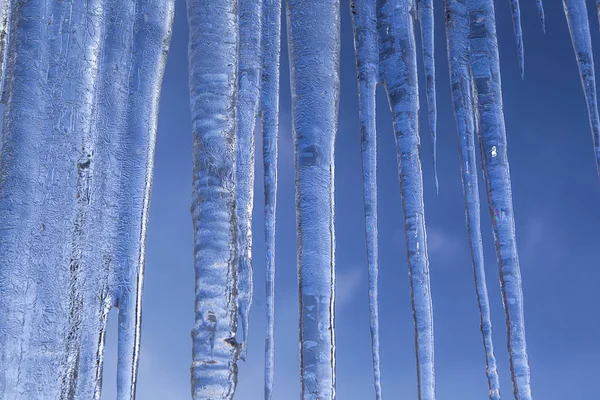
[
  {"left": 378, "top": 0, "right": 435, "bottom": 398},
  {"left": 468, "top": 0, "right": 533, "bottom": 398},
  {"left": 536, "top": 0, "right": 546, "bottom": 33},
  {"left": 261, "top": 0, "right": 281, "bottom": 397},
  {"left": 0, "top": 0, "right": 11, "bottom": 103},
  {"left": 350, "top": 0, "right": 382, "bottom": 398},
  {"left": 187, "top": 0, "right": 241, "bottom": 398},
  {"left": 444, "top": 0, "right": 500, "bottom": 398},
  {"left": 507, "top": 0, "right": 525, "bottom": 78},
  {"left": 417, "top": 0, "right": 439, "bottom": 193},
  {"left": 563, "top": 0, "right": 600, "bottom": 183},
  {"left": 287, "top": 0, "right": 340, "bottom": 398},
  {"left": 236, "top": 0, "right": 263, "bottom": 362}
]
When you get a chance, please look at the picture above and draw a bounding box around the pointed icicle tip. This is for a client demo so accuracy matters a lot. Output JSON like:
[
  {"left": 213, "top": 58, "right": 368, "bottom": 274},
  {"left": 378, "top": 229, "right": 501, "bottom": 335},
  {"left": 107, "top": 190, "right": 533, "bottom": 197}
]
[{"left": 537, "top": 0, "right": 546, "bottom": 33}]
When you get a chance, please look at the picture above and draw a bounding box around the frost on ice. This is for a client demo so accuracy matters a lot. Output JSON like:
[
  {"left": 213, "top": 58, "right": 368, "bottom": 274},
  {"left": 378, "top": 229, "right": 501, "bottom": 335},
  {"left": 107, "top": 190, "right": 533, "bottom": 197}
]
[
  {"left": 287, "top": 0, "right": 340, "bottom": 398},
  {"left": 0, "top": 1, "right": 174, "bottom": 399}
]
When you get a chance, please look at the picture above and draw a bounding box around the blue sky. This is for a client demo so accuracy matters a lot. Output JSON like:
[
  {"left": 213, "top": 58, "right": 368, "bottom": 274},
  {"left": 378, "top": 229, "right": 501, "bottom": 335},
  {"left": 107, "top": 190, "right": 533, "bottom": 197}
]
[{"left": 101, "top": 1, "right": 600, "bottom": 399}]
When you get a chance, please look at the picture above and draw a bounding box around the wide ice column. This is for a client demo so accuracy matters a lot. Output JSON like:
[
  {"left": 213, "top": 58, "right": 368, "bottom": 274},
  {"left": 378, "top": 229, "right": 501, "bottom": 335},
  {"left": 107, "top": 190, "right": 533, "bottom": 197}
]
[
  {"left": 378, "top": 0, "right": 435, "bottom": 398},
  {"left": 468, "top": 0, "right": 533, "bottom": 398},
  {"left": 286, "top": 0, "right": 340, "bottom": 398},
  {"left": 187, "top": 0, "right": 241, "bottom": 398}
]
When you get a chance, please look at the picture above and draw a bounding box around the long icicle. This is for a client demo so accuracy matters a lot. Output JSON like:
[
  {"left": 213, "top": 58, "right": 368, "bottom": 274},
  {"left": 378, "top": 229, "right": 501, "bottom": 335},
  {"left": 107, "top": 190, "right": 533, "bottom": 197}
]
[
  {"left": 287, "top": 0, "right": 340, "bottom": 398},
  {"left": 507, "top": 0, "right": 525, "bottom": 78},
  {"left": 236, "top": 0, "right": 263, "bottom": 362},
  {"left": 261, "top": 0, "right": 282, "bottom": 397},
  {"left": 444, "top": 0, "right": 500, "bottom": 398},
  {"left": 468, "top": 0, "right": 533, "bottom": 398},
  {"left": 187, "top": 0, "right": 241, "bottom": 398},
  {"left": 563, "top": 0, "right": 600, "bottom": 184},
  {"left": 378, "top": 0, "right": 435, "bottom": 398},
  {"left": 417, "top": 0, "right": 439, "bottom": 193},
  {"left": 350, "top": 0, "right": 382, "bottom": 398}
]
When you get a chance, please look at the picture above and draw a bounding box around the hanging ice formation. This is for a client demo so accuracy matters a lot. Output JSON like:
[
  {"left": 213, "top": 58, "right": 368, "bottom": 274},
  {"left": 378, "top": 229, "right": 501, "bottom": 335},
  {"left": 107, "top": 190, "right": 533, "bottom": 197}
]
[
  {"left": 287, "top": 0, "right": 340, "bottom": 398},
  {"left": 536, "top": 0, "right": 546, "bottom": 33},
  {"left": 351, "top": 0, "right": 436, "bottom": 398},
  {"left": 186, "top": 0, "right": 241, "bottom": 398},
  {"left": 444, "top": 0, "right": 500, "bottom": 398},
  {"left": 236, "top": 0, "right": 263, "bottom": 362},
  {"left": 507, "top": 0, "right": 525, "bottom": 78},
  {"left": 563, "top": 0, "right": 600, "bottom": 183},
  {"left": 261, "top": 0, "right": 282, "bottom": 397},
  {"left": 0, "top": 1, "right": 175, "bottom": 399}
]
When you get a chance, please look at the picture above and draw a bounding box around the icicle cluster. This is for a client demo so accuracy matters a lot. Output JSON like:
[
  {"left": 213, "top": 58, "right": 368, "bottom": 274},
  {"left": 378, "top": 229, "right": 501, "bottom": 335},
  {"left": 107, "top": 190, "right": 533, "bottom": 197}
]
[{"left": 0, "top": 1, "right": 175, "bottom": 399}]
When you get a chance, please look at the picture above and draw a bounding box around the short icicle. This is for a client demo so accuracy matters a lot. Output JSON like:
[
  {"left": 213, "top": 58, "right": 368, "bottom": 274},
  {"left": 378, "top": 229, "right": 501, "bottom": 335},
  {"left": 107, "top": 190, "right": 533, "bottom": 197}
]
[
  {"left": 186, "top": 0, "right": 241, "bottom": 398},
  {"left": 563, "top": 0, "right": 600, "bottom": 183},
  {"left": 507, "top": 0, "right": 525, "bottom": 78},
  {"left": 261, "top": 0, "right": 282, "bottom": 397},
  {"left": 236, "top": 0, "right": 263, "bottom": 362},
  {"left": 287, "top": 0, "right": 340, "bottom": 398},
  {"left": 378, "top": 0, "right": 436, "bottom": 398},
  {"left": 444, "top": 0, "right": 500, "bottom": 398},
  {"left": 468, "top": 0, "right": 533, "bottom": 398},
  {"left": 536, "top": 0, "right": 546, "bottom": 33},
  {"left": 350, "top": 0, "right": 383, "bottom": 398}
]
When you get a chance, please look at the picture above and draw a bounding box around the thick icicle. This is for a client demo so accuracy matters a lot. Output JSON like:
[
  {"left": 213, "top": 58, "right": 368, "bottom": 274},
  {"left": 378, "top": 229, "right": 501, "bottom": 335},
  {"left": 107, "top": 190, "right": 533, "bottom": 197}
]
[
  {"left": 287, "top": 0, "right": 340, "bottom": 398},
  {"left": 236, "top": 0, "right": 263, "bottom": 362},
  {"left": 507, "top": 0, "right": 525, "bottom": 78},
  {"left": 444, "top": 0, "right": 500, "bottom": 398},
  {"left": 563, "top": 0, "right": 600, "bottom": 183},
  {"left": 536, "top": 0, "right": 546, "bottom": 33},
  {"left": 417, "top": 0, "right": 439, "bottom": 192},
  {"left": 187, "top": 0, "right": 241, "bottom": 398},
  {"left": 378, "top": 1, "right": 435, "bottom": 398},
  {"left": 0, "top": 1, "right": 174, "bottom": 399},
  {"left": 468, "top": 0, "right": 533, "bottom": 398},
  {"left": 349, "top": 0, "right": 382, "bottom": 398},
  {"left": 261, "top": 0, "right": 282, "bottom": 397}
]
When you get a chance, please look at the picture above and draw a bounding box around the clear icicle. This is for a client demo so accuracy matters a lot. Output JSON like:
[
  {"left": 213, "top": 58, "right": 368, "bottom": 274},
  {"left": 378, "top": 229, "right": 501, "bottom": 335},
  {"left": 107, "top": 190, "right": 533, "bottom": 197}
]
[
  {"left": 444, "top": 0, "right": 500, "bottom": 398},
  {"left": 350, "top": 0, "right": 382, "bottom": 398},
  {"left": 236, "top": 0, "right": 263, "bottom": 362},
  {"left": 468, "top": 0, "right": 533, "bottom": 398},
  {"left": 261, "top": 0, "right": 282, "bottom": 397},
  {"left": 287, "top": 0, "right": 340, "bottom": 398},
  {"left": 417, "top": 0, "right": 439, "bottom": 193},
  {"left": 186, "top": 0, "right": 241, "bottom": 398},
  {"left": 563, "top": 0, "right": 600, "bottom": 183},
  {"left": 0, "top": 1, "right": 174, "bottom": 399},
  {"left": 507, "top": 0, "right": 525, "bottom": 78},
  {"left": 536, "top": 0, "right": 546, "bottom": 33},
  {"left": 378, "top": 1, "right": 435, "bottom": 398}
]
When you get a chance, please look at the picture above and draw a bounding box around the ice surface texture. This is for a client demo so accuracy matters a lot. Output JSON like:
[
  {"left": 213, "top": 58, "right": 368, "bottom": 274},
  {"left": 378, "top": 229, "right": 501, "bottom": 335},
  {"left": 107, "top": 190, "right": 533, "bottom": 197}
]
[
  {"left": 286, "top": 0, "right": 340, "bottom": 398},
  {"left": 0, "top": 1, "right": 174, "bottom": 399}
]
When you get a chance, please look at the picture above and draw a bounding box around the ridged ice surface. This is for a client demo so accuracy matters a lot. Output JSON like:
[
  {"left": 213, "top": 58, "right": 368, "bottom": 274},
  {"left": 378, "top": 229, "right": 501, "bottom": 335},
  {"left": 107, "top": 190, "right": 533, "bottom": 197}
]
[
  {"left": 563, "top": 0, "right": 600, "bottom": 183},
  {"left": 0, "top": 1, "right": 174, "bottom": 399},
  {"left": 349, "top": 0, "right": 382, "bottom": 398},
  {"left": 417, "top": 0, "right": 439, "bottom": 192},
  {"left": 261, "top": 0, "right": 282, "bottom": 397},
  {"left": 444, "top": 0, "right": 500, "bottom": 398},
  {"left": 468, "top": 0, "right": 532, "bottom": 398},
  {"left": 378, "top": 1, "right": 435, "bottom": 398},
  {"left": 287, "top": 0, "right": 340, "bottom": 398},
  {"left": 507, "top": 0, "right": 525, "bottom": 78},
  {"left": 187, "top": 0, "right": 241, "bottom": 398},
  {"left": 236, "top": 0, "right": 263, "bottom": 362}
]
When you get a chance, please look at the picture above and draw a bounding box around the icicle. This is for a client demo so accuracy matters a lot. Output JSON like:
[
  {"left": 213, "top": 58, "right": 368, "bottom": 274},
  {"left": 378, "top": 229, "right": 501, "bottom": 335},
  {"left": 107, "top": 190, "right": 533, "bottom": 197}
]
[
  {"left": 536, "top": 0, "right": 546, "bottom": 33},
  {"left": 287, "top": 0, "right": 340, "bottom": 398},
  {"left": 261, "top": 0, "right": 282, "bottom": 397},
  {"left": 417, "top": 0, "right": 439, "bottom": 193},
  {"left": 563, "top": 0, "right": 600, "bottom": 183},
  {"left": 350, "top": 0, "right": 382, "bottom": 398},
  {"left": 444, "top": 0, "right": 500, "bottom": 398},
  {"left": 507, "top": 0, "right": 525, "bottom": 78},
  {"left": 0, "top": 0, "right": 11, "bottom": 103},
  {"left": 468, "top": 0, "right": 533, "bottom": 398},
  {"left": 187, "top": 0, "right": 241, "bottom": 398},
  {"left": 378, "top": 0, "right": 435, "bottom": 398},
  {"left": 0, "top": 1, "right": 174, "bottom": 398},
  {"left": 236, "top": 0, "right": 263, "bottom": 362}
]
